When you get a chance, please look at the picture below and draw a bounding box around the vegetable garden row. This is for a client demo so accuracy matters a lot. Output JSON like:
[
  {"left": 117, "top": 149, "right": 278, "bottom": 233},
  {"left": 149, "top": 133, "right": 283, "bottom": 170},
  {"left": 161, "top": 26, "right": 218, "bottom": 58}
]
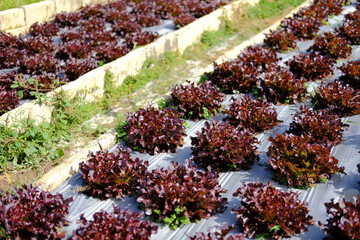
[{"left": 1, "top": 0, "right": 360, "bottom": 239}]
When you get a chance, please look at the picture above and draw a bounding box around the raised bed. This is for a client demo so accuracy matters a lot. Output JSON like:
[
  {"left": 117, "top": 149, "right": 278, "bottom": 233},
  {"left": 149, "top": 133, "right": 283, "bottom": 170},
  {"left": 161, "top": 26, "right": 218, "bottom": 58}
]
[
  {"left": 0, "top": 0, "right": 109, "bottom": 34},
  {"left": 0, "top": 0, "right": 259, "bottom": 126}
]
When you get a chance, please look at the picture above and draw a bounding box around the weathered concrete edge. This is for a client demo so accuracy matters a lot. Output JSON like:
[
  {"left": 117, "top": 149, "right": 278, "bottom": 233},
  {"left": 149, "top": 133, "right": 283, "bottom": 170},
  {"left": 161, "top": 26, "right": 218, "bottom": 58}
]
[
  {"left": 34, "top": 129, "right": 117, "bottom": 192},
  {"left": 34, "top": 0, "right": 312, "bottom": 192},
  {"left": 0, "top": 0, "right": 258, "bottom": 126},
  {"left": 0, "top": 0, "right": 108, "bottom": 32}
]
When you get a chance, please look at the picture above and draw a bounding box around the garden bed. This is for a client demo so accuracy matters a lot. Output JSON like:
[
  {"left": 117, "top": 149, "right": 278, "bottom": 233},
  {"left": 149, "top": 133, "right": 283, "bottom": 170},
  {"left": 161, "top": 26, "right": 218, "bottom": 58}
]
[
  {"left": 0, "top": 0, "right": 258, "bottom": 126},
  {"left": 48, "top": 0, "right": 360, "bottom": 239},
  {"left": 1, "top": 0, "right": 360, "bottom": 239}
]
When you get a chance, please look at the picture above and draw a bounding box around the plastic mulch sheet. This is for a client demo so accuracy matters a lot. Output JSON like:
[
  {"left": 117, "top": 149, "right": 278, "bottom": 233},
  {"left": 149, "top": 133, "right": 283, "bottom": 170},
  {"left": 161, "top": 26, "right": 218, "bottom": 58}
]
[{"left": 53, "top": 2, "right": 360, "bottom": 239}]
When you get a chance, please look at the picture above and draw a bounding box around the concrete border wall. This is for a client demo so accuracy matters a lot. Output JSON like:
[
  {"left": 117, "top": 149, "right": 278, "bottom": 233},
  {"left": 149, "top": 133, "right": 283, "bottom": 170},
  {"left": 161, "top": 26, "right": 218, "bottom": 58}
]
[
  {"left": 0, "top": 0, "right": 108, "bottom": 34},
  {"left": 0, "top": 0, "right": 259, "bottom": 126}
]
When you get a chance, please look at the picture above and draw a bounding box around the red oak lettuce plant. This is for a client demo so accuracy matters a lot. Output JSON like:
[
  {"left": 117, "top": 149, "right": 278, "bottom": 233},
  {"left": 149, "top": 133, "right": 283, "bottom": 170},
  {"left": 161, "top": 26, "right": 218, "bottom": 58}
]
[
  {"left": 336, "top": 13, "right": 360, "bottom": 45},
  {"left": 259, "top": 66, "right": 307, "bottom": 104},
  {"left": 170, "top": 81, "right": 224, "bottom": 120},
  {"left": 205, "top": 60, "right": 258, "bottom": 94},
  {"left": 53, "top": 12, "right": 82, "bottom": 27},
  {"left": 223, "top": 95, "right": 282, "bottom": 133},
  {"left": 71, "top": 205, "right": 158, "bottom": 240},
  {"left": 323, "top": 196, "right": 360, "bottom": 240},
  {"left": 279, "top": 0, "right": 347, "bottom": 40},
  {"left": 237, "top": 45, "right": 279, "bottom": 73},
  {"left": 137, "top": 160, "right": 228, "bottom": 230},
  {"left": 286, "top": 52, "right": 336, "bottom": 81},
  {"left": 95, "top": 42, "right": 130, "bottom": 62},
  {"left": 78, "top": 146, "right": 149, "bottom": 200},
  {"left": 23, "top": 35, "right": 56, "bottom": 54},
  {"left": 267, "top": 133, "right": 345, "bottom": 188},
  {"left": 344, "top": 8, "right": 360, "bottom": 21},
  {"left": 339, "top": 60, "right": 360, "bottom": 89},
  {"left": 205, "top": 46, "right": 278, "bottom": 93},
  {"left": 287, "top": 106, "right": 349, "bottom": 148},
  {"left": 18, "top": 52, "right": 59, "bottom": 75},
  {"left": 232, "top": 182, "right": 314, "bottom": 239},
  {"left": 28, "top": 22, "right": 60, "bottom": 37},
  {"left": 112, "top": 20, "right": 141, "bottom": 37},
  {"left": 280, "top": 15, "right": 322, "bottom": 39},
  {"left": 264, "top": 29, "right": 297, "bottom": 51},
  {"left": 123, "top": 105, "right": 186, "bottom": 154},
  {"left": 191, "top": 121, "right": 259, "bottom": 172},
  {"left": 58, "top": 40, "right": 93, "bottom": 59},
  {"left": 63, "top": 58, "right": 99, "bottom": 81},
  {"left": 0, "top": 31, "right": 24, "bottom": 50},
  {"left": 0, "top": 72, "right": 16, "bottom": 90},
  {"left": 133, "top": 14, "right": 160, "bottom": 29},
  {"left": 308, "top": 32, "right": 352, "bottom": 59},
  {"left": 317, "top": 0, "right": 348, "bottom": 15},
  {"left": 0, "top": 88, "right": 20, "bottom": 115},
  {"left": 0, "top": 184, "right": 72, "bottom": 239},
  {"left": 0, "top": 47, "right": 23, "bottom": 69},
  {"left": 173, "top": 13, "right": 197, "bottom": 27},
  {"left": 124, "top": 31, "right": 159, "bottom": 49},
  {"left": 310, "top": 81, "right": 360, "bottom": 117}
]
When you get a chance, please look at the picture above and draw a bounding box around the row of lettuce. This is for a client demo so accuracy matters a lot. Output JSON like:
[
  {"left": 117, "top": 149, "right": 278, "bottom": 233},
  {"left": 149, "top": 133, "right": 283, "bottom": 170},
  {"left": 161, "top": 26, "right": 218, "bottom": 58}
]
[
  {"left": 0, "top": 0, "right": 231, "bottom": 115},
  {"left": 1, "top": 0, "right": 360, "bottom": 239}
]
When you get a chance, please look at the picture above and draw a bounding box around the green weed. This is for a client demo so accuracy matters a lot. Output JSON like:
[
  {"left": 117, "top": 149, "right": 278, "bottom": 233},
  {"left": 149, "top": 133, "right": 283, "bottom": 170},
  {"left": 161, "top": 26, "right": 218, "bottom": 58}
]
[
  {"left": 154, "top": 207, "right": 191, "bottom": 230},
  {"left": 0, "top": 120, "right": 63, "bottom": 172},
  {"left": 157, "top": 97, "right": 173, "bottom": 110},
  {"left": 115, "top": 119, "right": 129, "bottom": 142},
  {"left": 113, "top": 51, "right": 181, "bottom": 98},
  {"left": 256, "top": 225, "right": 282, "bottom": 239}
]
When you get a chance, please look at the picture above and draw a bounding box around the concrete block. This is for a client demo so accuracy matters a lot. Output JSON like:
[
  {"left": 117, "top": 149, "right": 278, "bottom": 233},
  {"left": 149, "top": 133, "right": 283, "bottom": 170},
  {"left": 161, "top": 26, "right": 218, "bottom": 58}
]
[
  {"left": 223, "top": 1, "right": 242, "bottom": 21},
  {"left": 144, "top": 32, "right": 179, "bottom": 59},
  {"left": 102, "top": 58, "right": 127, "bottom": 87},
  {"left": 22, "top": 1, "right": 56, "bottom": 26},
  {"left": 28, "top": 103, "right": 54, "bottom": 124},
  {"left": 35, "top": 140, "right": 101, "bottom": 191},
  {"left": 0, "top": 102, "right": 32, "bottom": 126},
  {"left": 55, "top": 0, "right": 82, "bottom": 14},
  {"left": 81, "top": 0, "right": 107, "bottom": 6},
  {"left": 97, "top": 129, "right": 116, "bottom": 150},
  {"left": 202, "top": 8, "right": 223, "bottom": 31},
  {"left": 176, "top": 18, "right": 205, "bottom": 53},
  {"left": 244, "top": 0, "right": 260, "bottom": 6},
  {"left": 103, "top": 47, "right": 147, "bottom": 87},
  {"left": 58, "top": 67, "right": 106, "bottom": 102},
  {"left": 6, "top": 25, "right": 29, "bottom": 35},
  {"left": 0, "top": 8, "right": 25, "bottom": 30},
  {"left": 224, "top": 0, "right": 259, "bottom": 21},
  {"left": 125, "top": 47, "right": 146, "bottom": 72}
]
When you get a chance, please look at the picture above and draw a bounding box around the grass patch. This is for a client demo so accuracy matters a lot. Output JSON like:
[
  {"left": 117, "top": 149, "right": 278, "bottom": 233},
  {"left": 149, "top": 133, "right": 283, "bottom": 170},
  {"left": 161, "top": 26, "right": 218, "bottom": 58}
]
[
  {"left": 0, "top": 89, "right": 107, "bottom": 173},
  {"left": 108, "top": 51, "right": 183, "bottom": 100},
  {"left": 0, "top": 0, "right": 43, "bottom": 11},
  {"left": 246, "top": 0, "right": 305, "bottom": 19}
]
